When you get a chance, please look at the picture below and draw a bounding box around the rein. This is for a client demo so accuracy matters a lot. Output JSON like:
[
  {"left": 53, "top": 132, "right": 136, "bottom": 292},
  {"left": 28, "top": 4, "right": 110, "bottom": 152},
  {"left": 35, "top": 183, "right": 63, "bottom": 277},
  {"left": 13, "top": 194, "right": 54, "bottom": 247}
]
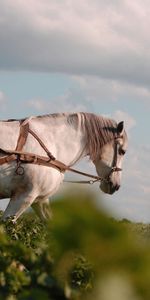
[{"left": 0, "top": 119, "right": 122, "bottom": 184}]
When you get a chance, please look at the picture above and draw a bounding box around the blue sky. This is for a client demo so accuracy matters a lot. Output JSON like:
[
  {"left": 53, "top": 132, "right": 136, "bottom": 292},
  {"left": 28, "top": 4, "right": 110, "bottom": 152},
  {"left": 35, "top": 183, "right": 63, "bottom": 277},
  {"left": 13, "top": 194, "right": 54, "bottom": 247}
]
[{"left": 0, "top": 0, "right": 150, "bottom": 222}]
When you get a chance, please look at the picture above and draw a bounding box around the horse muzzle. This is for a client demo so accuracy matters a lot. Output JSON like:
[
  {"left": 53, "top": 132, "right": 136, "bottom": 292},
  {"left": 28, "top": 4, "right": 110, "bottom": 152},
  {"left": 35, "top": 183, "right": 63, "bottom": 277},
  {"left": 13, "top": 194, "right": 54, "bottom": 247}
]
[{"left": 100, "top": 181, "right": 120, "bottom": 194}]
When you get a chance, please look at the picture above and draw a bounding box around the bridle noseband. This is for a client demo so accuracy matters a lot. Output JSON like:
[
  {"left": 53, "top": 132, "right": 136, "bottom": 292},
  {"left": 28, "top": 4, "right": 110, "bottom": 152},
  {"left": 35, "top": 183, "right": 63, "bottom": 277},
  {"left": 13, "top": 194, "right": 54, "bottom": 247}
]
[{"left": 104, "top": 136, "right": 123, "bottom": 183}]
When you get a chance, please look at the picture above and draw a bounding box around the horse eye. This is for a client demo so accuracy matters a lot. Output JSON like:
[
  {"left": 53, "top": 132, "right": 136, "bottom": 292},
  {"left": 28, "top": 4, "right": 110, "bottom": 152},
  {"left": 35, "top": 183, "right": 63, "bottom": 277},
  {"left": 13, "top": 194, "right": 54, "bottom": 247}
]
[{"left": 119, "top": 148, "right": 126, "bottom": 155}]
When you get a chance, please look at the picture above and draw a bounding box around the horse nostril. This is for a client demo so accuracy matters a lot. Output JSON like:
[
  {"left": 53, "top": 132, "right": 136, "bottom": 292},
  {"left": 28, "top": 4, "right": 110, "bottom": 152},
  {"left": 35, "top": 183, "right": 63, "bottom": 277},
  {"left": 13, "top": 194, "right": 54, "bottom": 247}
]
[
  {"left": 116, "top": 184, "right": 120, "bottom": 191},
  {"left": 109, "top": 182, "right": 120, "bottom": 193}
]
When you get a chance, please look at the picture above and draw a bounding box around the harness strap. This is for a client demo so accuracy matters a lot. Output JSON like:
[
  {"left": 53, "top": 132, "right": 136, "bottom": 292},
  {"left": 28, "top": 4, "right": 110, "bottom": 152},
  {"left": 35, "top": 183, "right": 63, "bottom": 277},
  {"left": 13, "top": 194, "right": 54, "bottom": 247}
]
[
  {"left": 0, "top": 149, "right": 65, "bottom": 169},
  {"left": 15, "top": 122, "right": 29, "bottom": 151},
  {"left": 0, "top": 147, "right": 102, "bottom": 181},
  {"left": 0, "top": 153, "right": 16, "bottom": 165},
  {"left": 0, "top": 119, "right": 55, "bottom": 165},
  {"left": 28, "top": 128, "right": 55, "bottom": 160},
  {"left": 0, "top": 120, "right": 30, "bottom": 166}
]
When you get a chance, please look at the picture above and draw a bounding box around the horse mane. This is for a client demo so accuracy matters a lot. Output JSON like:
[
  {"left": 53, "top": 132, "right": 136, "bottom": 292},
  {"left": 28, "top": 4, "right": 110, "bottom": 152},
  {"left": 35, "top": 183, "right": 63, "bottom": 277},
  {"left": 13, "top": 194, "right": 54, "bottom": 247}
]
[{"left": 77, "top": 112, "right": 118, "bottom": 161}]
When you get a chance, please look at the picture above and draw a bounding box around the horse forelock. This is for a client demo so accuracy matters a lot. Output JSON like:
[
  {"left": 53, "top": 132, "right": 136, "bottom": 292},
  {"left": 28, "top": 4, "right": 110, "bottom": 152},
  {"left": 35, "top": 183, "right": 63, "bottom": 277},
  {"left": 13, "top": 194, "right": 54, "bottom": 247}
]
[{"left": 79, "top": 113, "right": 118, "bottom": 161}]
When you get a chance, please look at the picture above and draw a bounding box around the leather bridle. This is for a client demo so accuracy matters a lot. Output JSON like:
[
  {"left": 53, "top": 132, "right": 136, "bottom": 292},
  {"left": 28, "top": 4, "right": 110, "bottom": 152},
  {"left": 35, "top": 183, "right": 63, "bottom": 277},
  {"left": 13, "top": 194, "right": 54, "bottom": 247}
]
[
  {"left": 102, "top": 136, "right": 123, "bottom": 183},
  {"left": 0, "top": 119, "right": 123, "bottom": 185}
]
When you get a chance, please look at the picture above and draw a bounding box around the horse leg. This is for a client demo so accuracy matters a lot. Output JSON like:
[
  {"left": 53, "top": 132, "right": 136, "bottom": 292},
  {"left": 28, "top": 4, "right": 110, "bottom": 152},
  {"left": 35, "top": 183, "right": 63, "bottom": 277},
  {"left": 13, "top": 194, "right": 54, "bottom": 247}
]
[
  {"left": 32, "top": 199, "right": 52, "bottom": 221},
  {"left": 2, "top": 190, "right": 37, "bottom": 222}
]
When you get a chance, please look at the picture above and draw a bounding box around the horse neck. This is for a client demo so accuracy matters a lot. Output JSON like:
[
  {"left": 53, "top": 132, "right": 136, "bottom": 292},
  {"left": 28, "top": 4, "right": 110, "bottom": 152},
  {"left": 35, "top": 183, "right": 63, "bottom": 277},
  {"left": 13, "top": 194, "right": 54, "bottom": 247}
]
[{"left": 36, "top": 115, "right": 88, "bottom": 166}]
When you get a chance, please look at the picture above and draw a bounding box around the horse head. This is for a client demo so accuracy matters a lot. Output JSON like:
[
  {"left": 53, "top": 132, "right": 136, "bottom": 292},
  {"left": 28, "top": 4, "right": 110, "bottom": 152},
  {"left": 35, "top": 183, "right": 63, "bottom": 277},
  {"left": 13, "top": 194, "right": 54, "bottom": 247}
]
[{"left": 93, "top": 121, "right": 128, "bottom": 194}]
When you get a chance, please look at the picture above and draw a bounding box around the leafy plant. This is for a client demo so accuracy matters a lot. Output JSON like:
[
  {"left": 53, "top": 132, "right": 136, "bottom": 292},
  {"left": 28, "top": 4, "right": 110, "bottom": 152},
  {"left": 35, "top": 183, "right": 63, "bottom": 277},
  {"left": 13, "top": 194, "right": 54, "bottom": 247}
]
[{"left": 0, "top": 190, "right": 150, "bottom": 300}]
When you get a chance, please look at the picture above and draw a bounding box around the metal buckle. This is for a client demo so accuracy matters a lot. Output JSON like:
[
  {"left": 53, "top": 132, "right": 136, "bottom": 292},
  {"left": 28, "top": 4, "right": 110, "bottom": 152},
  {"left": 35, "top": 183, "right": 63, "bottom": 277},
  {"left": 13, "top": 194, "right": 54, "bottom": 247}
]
[
  {"left": 112, "top": 167, "right": 122, "bottom": 172},
  {"left": 15, "top": 155, "right": 24, "bottom": 175}
]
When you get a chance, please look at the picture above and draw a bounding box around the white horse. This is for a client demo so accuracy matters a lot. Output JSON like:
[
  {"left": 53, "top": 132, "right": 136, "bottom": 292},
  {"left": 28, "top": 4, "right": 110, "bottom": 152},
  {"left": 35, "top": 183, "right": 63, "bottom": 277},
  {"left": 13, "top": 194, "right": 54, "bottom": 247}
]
[{"left": 0, "top": 113, "right": 128, "bottom": 222}]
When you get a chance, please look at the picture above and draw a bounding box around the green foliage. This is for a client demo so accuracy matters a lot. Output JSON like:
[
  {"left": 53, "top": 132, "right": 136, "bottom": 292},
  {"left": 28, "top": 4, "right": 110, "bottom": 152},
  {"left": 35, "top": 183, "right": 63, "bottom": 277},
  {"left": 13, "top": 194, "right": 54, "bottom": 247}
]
[{"left": 0, "top": 190, "right": 150, "bottom": 300}]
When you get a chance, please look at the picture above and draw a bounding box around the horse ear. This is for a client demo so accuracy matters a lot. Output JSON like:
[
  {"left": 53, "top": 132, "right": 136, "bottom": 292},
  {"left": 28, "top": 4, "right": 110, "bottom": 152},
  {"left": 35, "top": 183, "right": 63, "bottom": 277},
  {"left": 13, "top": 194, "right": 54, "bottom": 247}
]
[{"left": 117, "top": 121, "right": 124, "bottom": 135}]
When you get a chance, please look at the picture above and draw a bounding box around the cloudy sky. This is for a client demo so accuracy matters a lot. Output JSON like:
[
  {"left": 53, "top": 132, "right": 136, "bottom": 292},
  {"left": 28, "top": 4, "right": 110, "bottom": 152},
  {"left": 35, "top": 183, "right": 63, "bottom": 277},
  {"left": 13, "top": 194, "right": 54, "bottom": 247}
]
[{"left": 0, "top": 0, "right": 150, "bottom": 222}]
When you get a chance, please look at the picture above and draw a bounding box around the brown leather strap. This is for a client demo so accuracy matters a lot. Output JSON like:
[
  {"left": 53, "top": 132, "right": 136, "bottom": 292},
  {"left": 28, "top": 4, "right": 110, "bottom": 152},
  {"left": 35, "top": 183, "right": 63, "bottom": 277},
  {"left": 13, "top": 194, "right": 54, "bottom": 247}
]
[
  {"left": 0, "top": 121, "right": 29, "bottom": 165},
  {"left": 0, "top": 149, "right": 66, "bottom": 171},
  {"left": 0, "top": 148, "right": 102, "bottom": 180},
  {"left": 16, "top": 119, "right": 55, "bottom": 160},
  {"left": 15, "top": 122, "right": 29, "bottom": 151},
  {"left": 0, "top": 153, "right": 17, "bottom": 165},
  {"left": 28, "top": 128, "right": 55, "bottom": 160},
  {"left": 0, "top": 119, "right": 55, "bottom": 167}
]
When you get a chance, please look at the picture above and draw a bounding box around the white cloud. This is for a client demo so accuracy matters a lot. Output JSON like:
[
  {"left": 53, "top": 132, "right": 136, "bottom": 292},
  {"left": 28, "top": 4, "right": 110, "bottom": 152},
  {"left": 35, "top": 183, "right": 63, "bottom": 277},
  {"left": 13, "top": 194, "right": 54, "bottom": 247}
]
[
  {"left": 73, "top": 76, "right": 150, "bottom": 105},
  {"left": 26, "top": 94, "right": 86, "bottom": 114},
  {"left": 1, "top": 0, "right": 150, "bottom": 87},
  {"left": 27, "top": 99, "right": 46, "bottom": 111},
  {"left": 113, "top": 110, "right": 136, "bottom": 133}
]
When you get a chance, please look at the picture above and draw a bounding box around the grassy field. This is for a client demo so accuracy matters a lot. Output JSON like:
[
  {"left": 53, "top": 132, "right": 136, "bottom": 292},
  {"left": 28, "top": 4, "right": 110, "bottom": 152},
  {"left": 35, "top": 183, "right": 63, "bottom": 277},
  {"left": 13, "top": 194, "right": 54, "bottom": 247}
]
[{"left": 0, "top": 190, "right": 150, "bottom": 300}]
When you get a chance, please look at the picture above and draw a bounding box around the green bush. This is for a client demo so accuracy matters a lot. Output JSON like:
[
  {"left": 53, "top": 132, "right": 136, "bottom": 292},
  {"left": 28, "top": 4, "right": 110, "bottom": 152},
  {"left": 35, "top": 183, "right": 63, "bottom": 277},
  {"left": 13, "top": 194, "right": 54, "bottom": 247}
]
[{"left": 0, "top": 190, "right": 150, "bottom": 299}]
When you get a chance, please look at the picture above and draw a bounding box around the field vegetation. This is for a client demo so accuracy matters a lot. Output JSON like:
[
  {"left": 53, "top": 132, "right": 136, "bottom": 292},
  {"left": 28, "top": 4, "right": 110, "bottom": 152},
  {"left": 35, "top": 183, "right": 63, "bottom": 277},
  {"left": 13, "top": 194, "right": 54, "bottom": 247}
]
[{"left": 0, "top": 189, "right": 150, "bottom": 300}]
